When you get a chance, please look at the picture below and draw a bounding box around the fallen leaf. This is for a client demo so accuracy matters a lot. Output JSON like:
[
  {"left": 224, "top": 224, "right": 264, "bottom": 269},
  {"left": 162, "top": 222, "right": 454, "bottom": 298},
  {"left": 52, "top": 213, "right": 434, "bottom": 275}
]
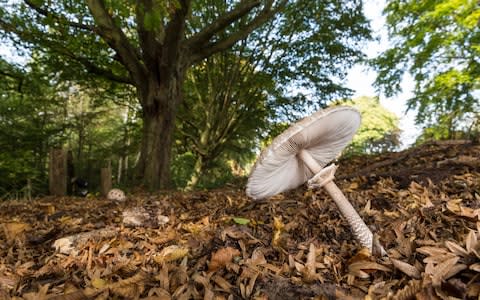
[
  {"left": 232, "top": 217, "right": 250, "bottom": 225},
  {"left": 91, "top": 277, "right": 107, "bottom": 289},
  {"left": 208, "top": 247, "right": 240, "bottom": 272},
  {"left": 153, "top": 245, "right": 189, "bottom": 264},
  {"left": 390, "top": 258, "right": 421, "bottom": 279},
  {"left": 431, "top": 256, "right": 460, "bottom": 287},
  {"left": 2, "top": 222, "right": 30, "bottom": 243}
]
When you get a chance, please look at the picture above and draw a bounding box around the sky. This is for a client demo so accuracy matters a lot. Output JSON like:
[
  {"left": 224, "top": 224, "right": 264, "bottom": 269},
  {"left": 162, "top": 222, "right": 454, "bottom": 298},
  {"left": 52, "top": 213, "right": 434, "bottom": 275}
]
[{"left": 346, "top": 0, "right": 422, "bottom": 148}]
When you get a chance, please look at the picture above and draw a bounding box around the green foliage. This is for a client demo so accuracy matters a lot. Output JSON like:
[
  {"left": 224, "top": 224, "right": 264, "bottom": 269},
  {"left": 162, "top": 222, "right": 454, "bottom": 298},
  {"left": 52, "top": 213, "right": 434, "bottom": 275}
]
[
  {"left": 341, "top": 96, "right": 401, "bottom": 154},
  {"left": 416, "top": 111, "right": 480, "bottom": 143},
  {"left": 373, "top": 0, "right": 479, "bottom": 139},
  {"left": 247, "top": 0, "right": 372, "bottom": 107},
  {"left": 0, "top": 54, "right": 142, "bottom": 196},
  {"left": 63, "top": 84, "right": 141, "bottom": 188},
  {"left": 0, "top": 0, "right": 374, "bottom": 190},
  {"left": 174, "top": 0, "right": 372, "bottom": 189},
  {"left": 171, "top": 152, "right": 196, "bottom": 188},
  {"left": 175, "top": 50, "right": 273, "bottom": 189},
  {"left": 170, "top": 152, "right": 237, "bottom": 190},
  {"left": 0, "top": 60, "right": 67, "bottom": 196}
]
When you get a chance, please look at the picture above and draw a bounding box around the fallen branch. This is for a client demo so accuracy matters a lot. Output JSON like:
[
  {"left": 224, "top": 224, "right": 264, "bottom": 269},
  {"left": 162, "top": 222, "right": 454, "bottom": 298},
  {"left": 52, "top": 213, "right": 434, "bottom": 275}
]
[{"left": 52, "top": 227, "right": 118, "bottom": 255}]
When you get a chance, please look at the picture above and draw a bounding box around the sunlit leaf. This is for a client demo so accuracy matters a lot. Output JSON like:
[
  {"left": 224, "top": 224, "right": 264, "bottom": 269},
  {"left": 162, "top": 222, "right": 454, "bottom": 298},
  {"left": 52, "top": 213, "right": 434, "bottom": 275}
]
[{"left": 232, "top": 217, "right": 250, "bottom": 225}]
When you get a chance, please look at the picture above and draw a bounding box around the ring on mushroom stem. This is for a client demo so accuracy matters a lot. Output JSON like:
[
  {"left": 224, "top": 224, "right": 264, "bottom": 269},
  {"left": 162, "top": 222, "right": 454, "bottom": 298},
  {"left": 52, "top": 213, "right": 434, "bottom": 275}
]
[{"left": 246, "top": 106, "right": 386, "bottom": 256}]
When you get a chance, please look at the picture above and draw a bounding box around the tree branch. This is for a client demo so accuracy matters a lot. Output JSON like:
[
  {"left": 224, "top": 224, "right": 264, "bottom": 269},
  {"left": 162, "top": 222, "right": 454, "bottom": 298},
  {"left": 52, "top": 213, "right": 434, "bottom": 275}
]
[
  {"left": 0, "top": 68, "right": 23, "bottom": 81},
  {"left": 68, "top": 53, "right": 133, "bottom": 84},
  {"left": 186, "top": 0, "right": 261, "bottom": 50},
  {"left": 188, "top": 0, "right": 286, "bottom": 64},
  {"left": 160, "top": 0, "right": 191, "bottom": 73},
  {"left": 23, "top": 0, "right": 94, "bottom": 32},
  {"left": 86, "top": 0, "right": 146, "bottom": 85},
  {"left": 0, "top": 15, "right": 131, "bottom": 85},
  {"left": 136, "top": 0, "right": 161, "bottom": 67}
]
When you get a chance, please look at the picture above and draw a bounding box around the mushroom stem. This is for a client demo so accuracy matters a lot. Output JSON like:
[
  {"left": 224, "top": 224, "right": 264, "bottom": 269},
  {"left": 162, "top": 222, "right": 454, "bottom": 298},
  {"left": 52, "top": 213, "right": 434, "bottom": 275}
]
[
  {"left": 322, "top": 176, "right": 373, "bottom": 250},
  {"left": 298, "top": 151, "right": 384, "bottom": 255},
  {"left": 298, "top": 150, "right": 322, "bottom": 173}
]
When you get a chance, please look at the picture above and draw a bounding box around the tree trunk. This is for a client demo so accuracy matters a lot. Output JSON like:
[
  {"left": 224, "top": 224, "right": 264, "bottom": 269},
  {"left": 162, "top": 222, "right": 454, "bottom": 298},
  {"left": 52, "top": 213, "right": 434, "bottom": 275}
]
[
  {"left": 136, "top": 74, "right": 184, "bottom": 190},
  {"left": 117, "top": 157, "right": 123, "bottom": 184},
  {"left": 49, "top": 148, "right": 67, "bottom": 196},
  {"left": 100, "top": 162, "right": 112, "bottom": 197}
]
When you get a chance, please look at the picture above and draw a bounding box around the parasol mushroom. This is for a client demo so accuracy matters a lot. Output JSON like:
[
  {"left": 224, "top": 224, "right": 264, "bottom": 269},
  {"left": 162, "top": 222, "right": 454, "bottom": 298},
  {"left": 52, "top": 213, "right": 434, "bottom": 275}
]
[{"left": 246, "top": 106, "right": 385, "bottom": 255}]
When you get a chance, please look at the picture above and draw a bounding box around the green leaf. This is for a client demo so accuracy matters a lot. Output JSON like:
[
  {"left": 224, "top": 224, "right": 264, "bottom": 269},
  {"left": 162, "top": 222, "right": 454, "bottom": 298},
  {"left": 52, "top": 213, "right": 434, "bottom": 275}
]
[{"left": 232, "top": 217, "right": 250, "bottom": 225}]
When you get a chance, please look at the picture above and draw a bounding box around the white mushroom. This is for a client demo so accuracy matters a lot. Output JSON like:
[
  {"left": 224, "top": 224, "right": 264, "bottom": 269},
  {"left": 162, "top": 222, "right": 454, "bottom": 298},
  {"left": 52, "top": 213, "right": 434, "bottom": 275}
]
[
  {"left": 107, "top": 188, "right": 126, "bottom": 202},
  {"left": 246, "top": 106, "right": 385, "bottom": 255}
]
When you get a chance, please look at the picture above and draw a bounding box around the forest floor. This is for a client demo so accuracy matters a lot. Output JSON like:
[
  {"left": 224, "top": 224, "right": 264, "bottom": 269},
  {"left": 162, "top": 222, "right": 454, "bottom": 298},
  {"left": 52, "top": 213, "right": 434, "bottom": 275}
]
[{"left": 1, "top": 140, "right": 479, "bottom": 300}]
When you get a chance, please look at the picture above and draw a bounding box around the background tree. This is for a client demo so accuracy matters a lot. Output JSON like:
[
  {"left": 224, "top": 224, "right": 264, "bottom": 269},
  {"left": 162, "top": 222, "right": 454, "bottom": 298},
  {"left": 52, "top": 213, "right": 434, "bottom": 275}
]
[
  {"left": 373, "top": 0, "right": 479, "bottom": 140},
  {"left": 174, "top": 50, "right": 273, "bottom": 189},
  {"left": 0, "top": 51, "right": 142, "bottom": 197},
  {"left": 173, "top": 0, "right": 371, "bottom": 188},
  {"left": 341, "top": 96, "right": 401, "bottom": 154},
  {"left": 63, "top": 84, "right": 142, "bottom": 188},
  {"left": 0, "top": 0, "right": 371, "bottom": 190},
  {"left": 0, "top": 59, "right": 67, "bottom": 196},
  {"left": 0, "top": 0, "right": 285, "bottom": 189}
]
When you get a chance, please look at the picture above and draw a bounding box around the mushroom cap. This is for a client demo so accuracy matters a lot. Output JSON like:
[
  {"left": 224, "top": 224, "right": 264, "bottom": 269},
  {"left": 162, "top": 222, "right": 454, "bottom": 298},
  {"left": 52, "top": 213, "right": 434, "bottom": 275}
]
[
  {"left": 246, "top": 106, "right": 361, "bottom": 199},
  {"left": 107, "top": 188, "right": 126, "bottom": 202}
]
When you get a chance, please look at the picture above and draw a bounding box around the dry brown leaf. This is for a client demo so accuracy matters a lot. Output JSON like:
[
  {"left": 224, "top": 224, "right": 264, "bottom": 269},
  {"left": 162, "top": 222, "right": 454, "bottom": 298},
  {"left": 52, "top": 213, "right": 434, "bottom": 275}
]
[
  {"left": 446, "top": 199, "right": 480, "bottom": 218},
  {"left": 390, "top": 258, "right": 421, "bottom": 279},
  {"left": 469, "top": 263, "right": 480, "bottom": 272},
  {"left": 212, "top": 275, "right": 233, "bottom": 292},
  {"left": 249, "top": 247, "right": 267, "bottom": 265},
  {"left": 348, "top": 247, "right": 371, "bottom": 263},
  {"left": 444, "top": 263, "right": 467, "bottom": 279},
  {"left": 444, "top": 240, "right": 469, "bottom": 257},
  {"left": 416, "top": 246, "right": 450, "bottom": 257},
  {"left": 390, "top": 279, "right": 422, "bottom": 300},
  {"left": 423, "top": 253, "right": 458, "bottom": 264},
  {"left": 2, "top": 222, "right": 30, "bottom": 243},
  {"left": 208, "top": 247, "right": 240, "bottom": 272},
  {"left": 430, "top": 256, "right": 460, "bottom": 287},
  {"left": 0, "top": 274, "right": 19, "bottom": 290},
  {"left": 467, "top": 282, "right": 480, "bottom": 298},
  {"left": 466, "top": 230, "right": 478, "bottom": 253},
  {"left": 302, "top": 243, "right": 317, "bottom": 283},
  {"left": 22, "top": 284, "right": 49, "bottom": 300},
  {"left": 153, "top": 245, "right": 189, "bottom": 264},
  {"left": 348, "top": 260, "right": 391, "bottom": 279},
  {"left": 15, "top": 261, "right": 35, "bottom": 277},
  {"left": 220, "top": 226, "right": 248, "bottom": 240},
  {"left": 156, "top": 263, "right": 169, "bottom": 290}
]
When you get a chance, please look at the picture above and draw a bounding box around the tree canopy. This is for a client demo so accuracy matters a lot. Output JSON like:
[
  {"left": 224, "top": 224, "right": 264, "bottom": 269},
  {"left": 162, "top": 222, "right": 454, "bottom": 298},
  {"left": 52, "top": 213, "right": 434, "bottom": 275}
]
[
  {"left": 0, "top": 0, "right": 372, "bottom": 190},
  {"left": 340, "top": 96, "right": 401, "bottom": 154},
  {"left": 373, "top": 0, "right": 479, "bottom": 139}
]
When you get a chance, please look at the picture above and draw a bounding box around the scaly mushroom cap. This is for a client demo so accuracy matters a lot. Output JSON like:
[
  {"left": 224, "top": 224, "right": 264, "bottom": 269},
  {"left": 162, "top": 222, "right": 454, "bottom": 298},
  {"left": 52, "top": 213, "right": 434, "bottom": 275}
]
[
  {"left": 246, "top": 106, "right": 361, "bottom": 199},
  {"left": 107, "top": 188, "right": 126, "bottom": 202}
]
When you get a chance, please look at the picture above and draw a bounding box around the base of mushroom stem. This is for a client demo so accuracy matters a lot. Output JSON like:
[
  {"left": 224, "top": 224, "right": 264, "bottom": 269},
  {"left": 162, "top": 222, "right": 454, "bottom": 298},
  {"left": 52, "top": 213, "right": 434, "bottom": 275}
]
[{"left": 307, "top": 164, "right": 388, "bottom": 257}]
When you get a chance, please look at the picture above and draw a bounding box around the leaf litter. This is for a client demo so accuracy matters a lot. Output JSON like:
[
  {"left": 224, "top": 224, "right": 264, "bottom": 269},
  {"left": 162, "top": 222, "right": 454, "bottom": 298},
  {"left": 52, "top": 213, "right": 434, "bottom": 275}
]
[{"left": 0, "top": 141, "right": 479, "bottom": 299}]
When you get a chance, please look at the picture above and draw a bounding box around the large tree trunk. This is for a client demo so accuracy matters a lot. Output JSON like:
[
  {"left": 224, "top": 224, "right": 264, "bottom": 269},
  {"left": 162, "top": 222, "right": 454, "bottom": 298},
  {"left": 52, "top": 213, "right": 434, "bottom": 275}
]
[
  {"left": 83, "top": 0, "right": 277, "bottom": 190},
  {"left": 136, "top": 74, "right": 184, "bottom": 190}
]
